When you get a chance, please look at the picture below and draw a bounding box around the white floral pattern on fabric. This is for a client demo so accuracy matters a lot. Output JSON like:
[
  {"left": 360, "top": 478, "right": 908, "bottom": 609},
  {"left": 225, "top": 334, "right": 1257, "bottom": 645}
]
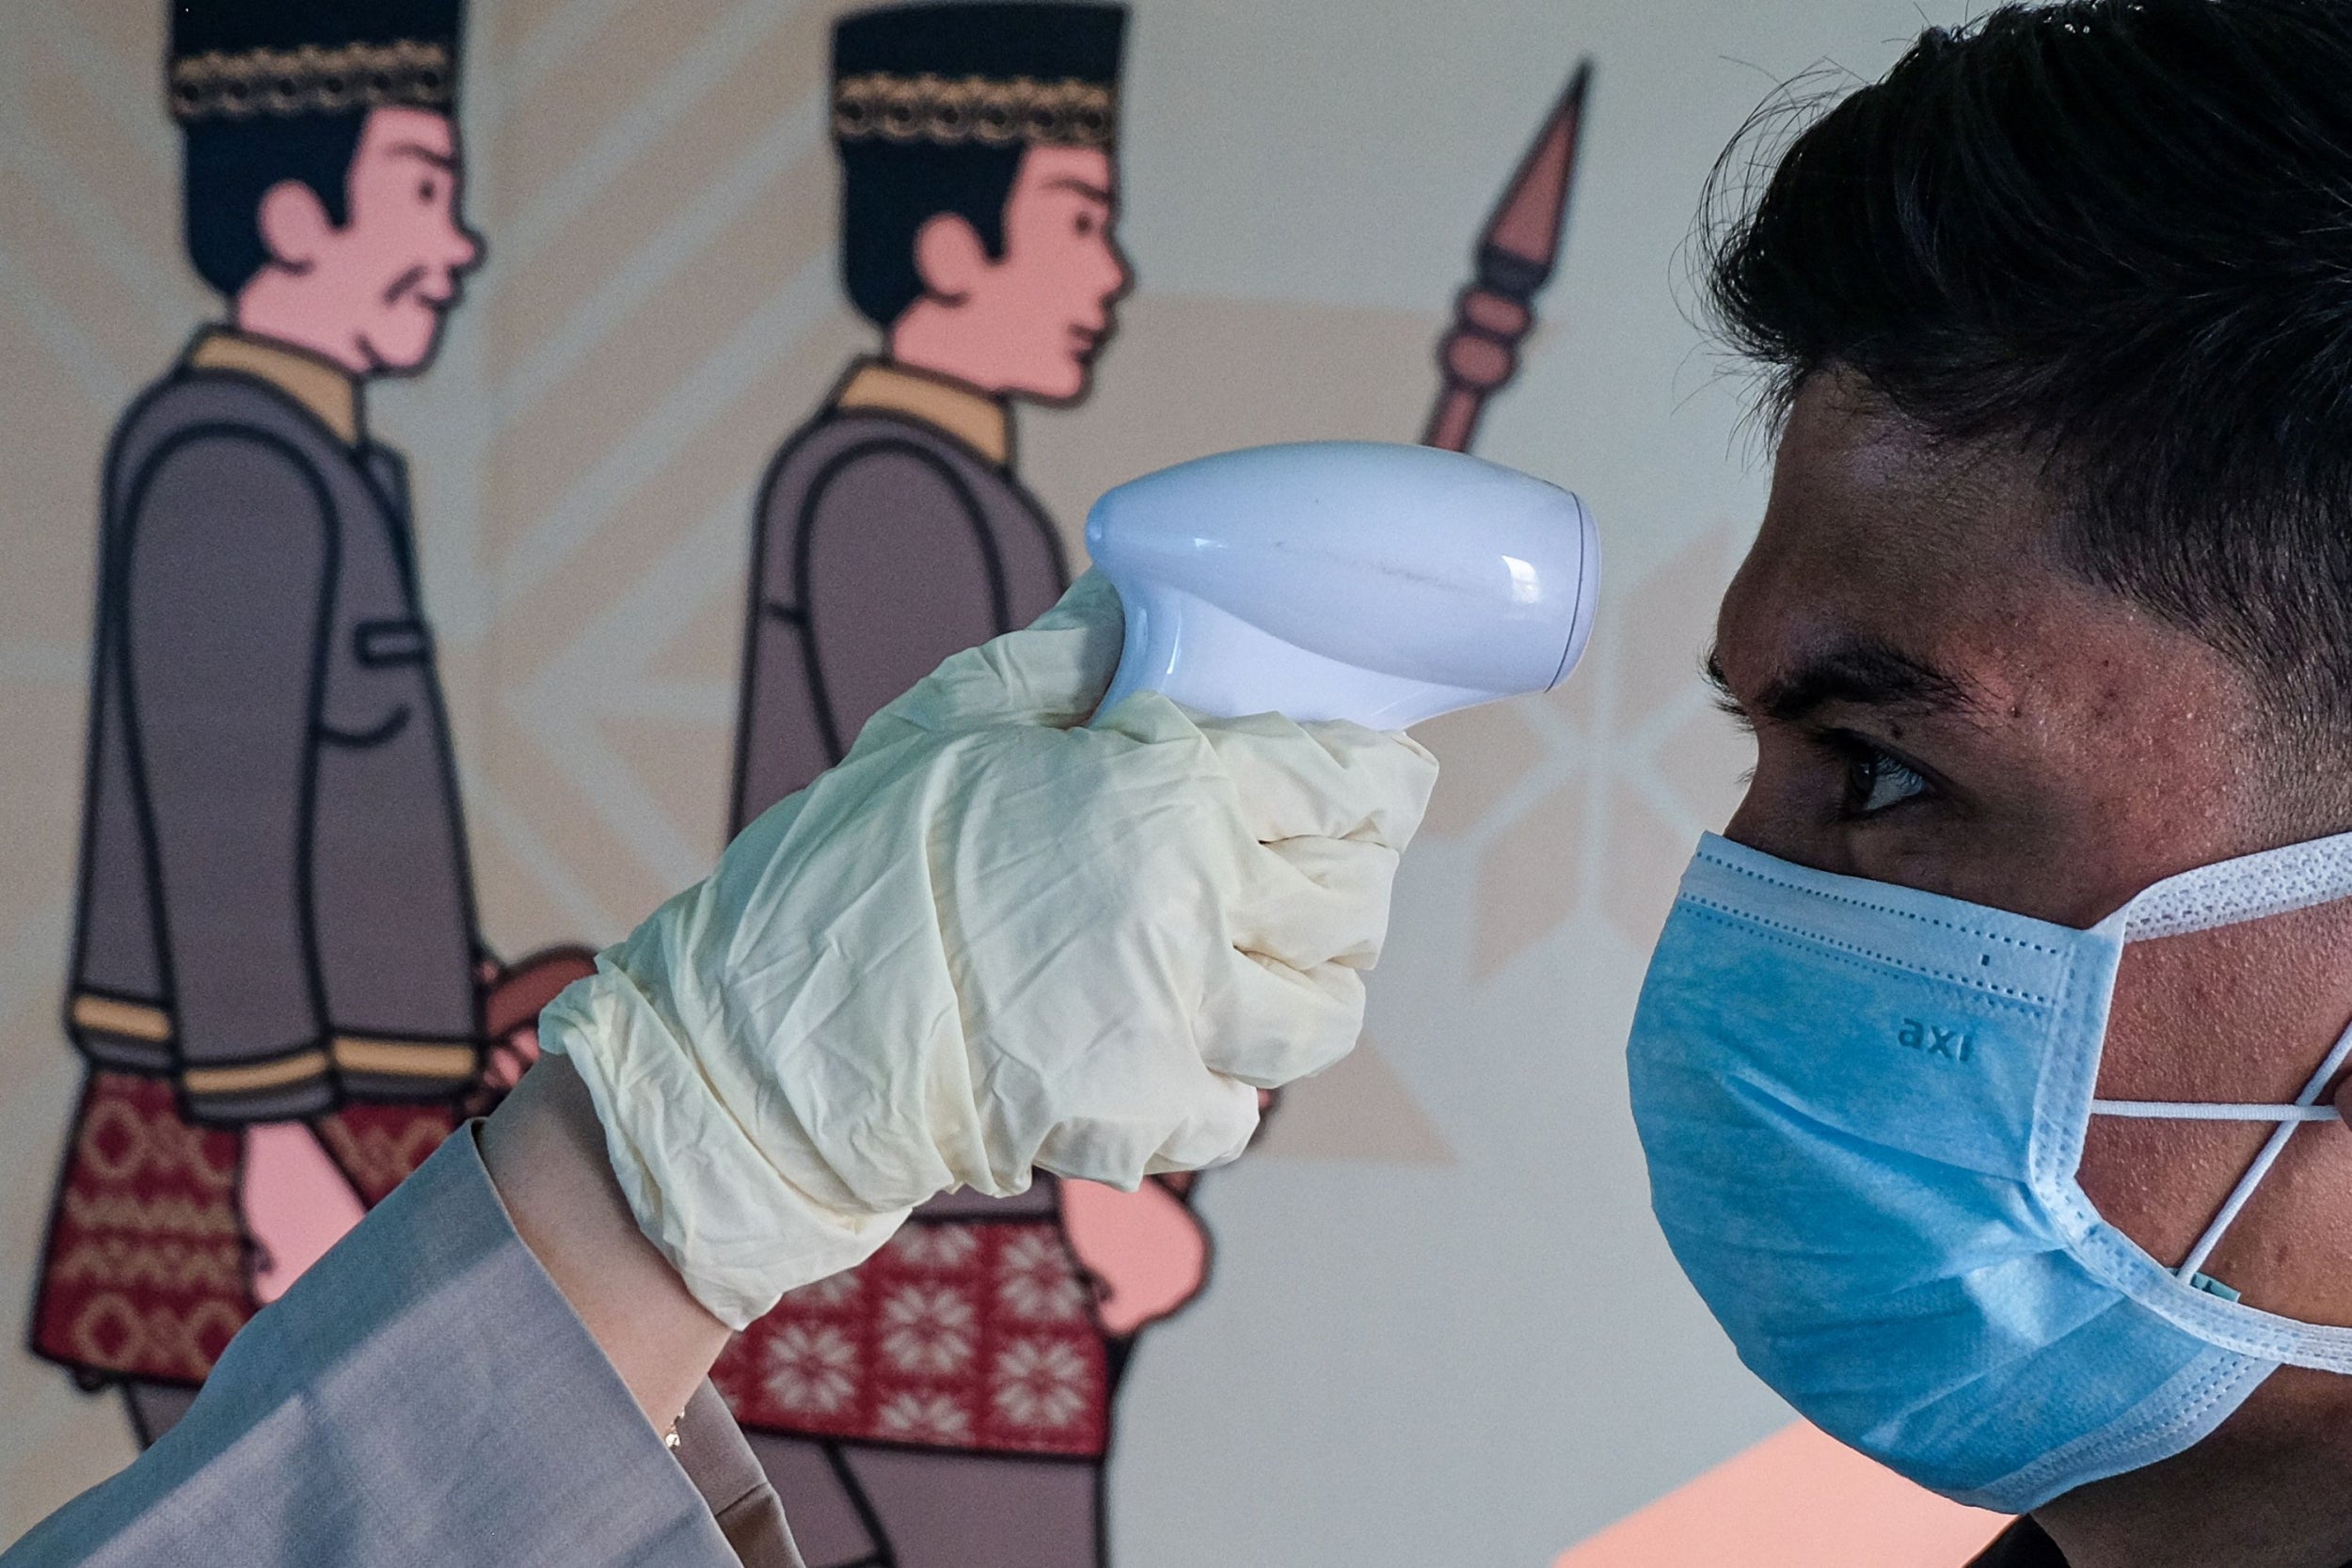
[
  {"left": 761, "top": 1323, "right": 859, "bottom": 1415},
  {"left": 876, "top": 1391, "right": 976, "bottom": 1445},
  {"left": 884, "top": 1222, "right": 983, "bottom": 1270},
  {"left": 992, "top": 1338, "right": 1094, "bottom": 1430},
  {"left": 997, "top": 1229, "right": 1091, "bottom": 1323},
  {"left": 781, "top": 1271, "right": 862, "bottom": 1309},
  {"left": 880, "top": 1282, "right": 979, "bottom": 1375},
  {"left": 713, "top": 1218, "right": 1111, "bottom": 1457}
]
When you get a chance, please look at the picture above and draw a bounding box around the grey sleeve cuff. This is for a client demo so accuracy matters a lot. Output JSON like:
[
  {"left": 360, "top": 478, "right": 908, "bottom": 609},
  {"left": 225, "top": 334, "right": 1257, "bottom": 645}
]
[{"left": 6, "top": 1125, "right": 740, "bottom": 1568}]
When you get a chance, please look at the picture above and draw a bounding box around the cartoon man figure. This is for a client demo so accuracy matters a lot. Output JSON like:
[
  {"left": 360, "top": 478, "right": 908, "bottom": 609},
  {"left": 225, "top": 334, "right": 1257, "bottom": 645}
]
[
  {"left": 722, "top": 6, "right": 1214, "bottom": 1563},
  {"left": 33, "top": 0, "right": 583, "bottom": 1449}
]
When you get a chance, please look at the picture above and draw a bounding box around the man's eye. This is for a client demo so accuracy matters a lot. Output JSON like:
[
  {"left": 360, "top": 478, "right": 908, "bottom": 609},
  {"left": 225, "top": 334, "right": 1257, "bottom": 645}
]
[
  {"left": 1074, "top": 212, "right": 1095, "bottom": 236},
  {"left": 419, "top": 180, "right": 437, "bottom": 202},
  {"left": 1841, "top": 743, "right": 1931, "bottom": 817}
]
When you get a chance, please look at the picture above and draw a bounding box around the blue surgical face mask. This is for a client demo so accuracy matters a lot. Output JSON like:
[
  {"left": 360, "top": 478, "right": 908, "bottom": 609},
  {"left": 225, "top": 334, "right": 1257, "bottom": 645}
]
[{"left": 1628, "top": 832, "right": 2352, "bottom": 1513}]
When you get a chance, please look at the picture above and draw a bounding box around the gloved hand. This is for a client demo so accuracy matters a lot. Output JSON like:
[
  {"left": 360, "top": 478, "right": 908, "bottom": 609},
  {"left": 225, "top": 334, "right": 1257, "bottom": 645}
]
[{"left": 539, "top": 574, "right": 1438, "bottom": 1330}]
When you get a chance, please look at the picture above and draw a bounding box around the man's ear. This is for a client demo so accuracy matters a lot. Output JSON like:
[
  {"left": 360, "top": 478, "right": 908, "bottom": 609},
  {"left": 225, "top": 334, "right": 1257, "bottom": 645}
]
[
  {"left": 254, "top": 178, "right": 334, "bottom": 275},
  {"left": 911, "top": 211, "right": 991, "bottom": 305}
]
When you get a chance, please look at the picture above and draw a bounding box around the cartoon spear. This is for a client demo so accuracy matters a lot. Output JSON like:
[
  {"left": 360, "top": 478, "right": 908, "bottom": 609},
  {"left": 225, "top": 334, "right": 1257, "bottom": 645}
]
[{"left": 1422, "top": 60, "right": 1592, "bottom": 453}]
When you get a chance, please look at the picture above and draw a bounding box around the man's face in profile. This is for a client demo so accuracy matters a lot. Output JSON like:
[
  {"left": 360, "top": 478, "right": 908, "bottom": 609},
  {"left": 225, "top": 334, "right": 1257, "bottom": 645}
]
[
  {"left": 960, "top": 144, "right": 1130, "bottom": 404},
  {"left": 260, "top": 105, "right": 483, "bottom": 375},
  {"left": 1708, "top": 370, "right": 2352, "bottom": 1513}
]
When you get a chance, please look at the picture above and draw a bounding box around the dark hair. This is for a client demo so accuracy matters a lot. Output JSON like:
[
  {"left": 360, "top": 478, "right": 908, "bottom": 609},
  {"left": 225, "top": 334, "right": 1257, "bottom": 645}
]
[
  {"left": 182, "top": 113, "right": 367, "bottom": 297},
  {"left": 838, "top": 140, "right": 1025, "bottom": 328},
  {"left": 1707, "top": 0, "right": 2352, "bottom": 734}
]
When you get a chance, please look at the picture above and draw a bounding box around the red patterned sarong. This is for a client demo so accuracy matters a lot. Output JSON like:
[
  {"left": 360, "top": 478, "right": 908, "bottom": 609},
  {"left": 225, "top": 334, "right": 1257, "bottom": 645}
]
[
  {"left": 32, "top": 1070, "right": 455, "bottom": 1386},
  {"left": 712, "top": 1218, "right": 1111, "bottom": 1459}
]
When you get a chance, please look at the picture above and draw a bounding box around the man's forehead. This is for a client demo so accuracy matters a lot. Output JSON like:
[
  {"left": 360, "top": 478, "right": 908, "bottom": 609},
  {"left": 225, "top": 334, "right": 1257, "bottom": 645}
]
[
  {"left": 361, "top": 104, "right": 460, "bottom": 161},
  {"left": 1765, "top": 378, "right": 2046, "bottom": 560},
  {"left": 1020, "top": 144, "right": 1115, "bottom": 200},
  {"left": 1715, "top": 377, "right": 2068, "bottom": 710}
]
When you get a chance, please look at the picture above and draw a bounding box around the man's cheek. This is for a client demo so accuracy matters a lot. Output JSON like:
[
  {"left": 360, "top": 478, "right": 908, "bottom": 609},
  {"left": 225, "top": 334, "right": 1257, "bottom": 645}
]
[
  {"left": 371, "top": 298, "right": 442, "bottom": 369},
  {"left": 2076, "top": 1117, "right": 2275, "bottom": 1271}
]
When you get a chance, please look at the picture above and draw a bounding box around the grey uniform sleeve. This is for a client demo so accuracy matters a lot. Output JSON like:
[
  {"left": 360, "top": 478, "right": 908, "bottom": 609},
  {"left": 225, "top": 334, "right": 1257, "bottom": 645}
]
[
  {"left": 734, "top": 444, "right": 1007, "bottom": 832},
  {"left": 121, "top": 434, "right": 335, "bottom": 1119},
  {"left": 1, "top": 1127, "right": 748, "bottom": 1568},
  {"left": 803, "top": 445, "right": 1008, "bottom": 751}
]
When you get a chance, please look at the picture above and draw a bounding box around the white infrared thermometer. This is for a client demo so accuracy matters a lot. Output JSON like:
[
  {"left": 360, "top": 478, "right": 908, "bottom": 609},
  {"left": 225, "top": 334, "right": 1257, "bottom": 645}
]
[{"left": 1085, "top": 441, "right": 1599, "bottom": 728}]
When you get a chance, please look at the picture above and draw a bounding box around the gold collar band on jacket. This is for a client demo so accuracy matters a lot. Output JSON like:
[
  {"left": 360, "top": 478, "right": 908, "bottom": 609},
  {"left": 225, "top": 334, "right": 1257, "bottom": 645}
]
[
  {"left": 833, "top": 358, "right": 1011, "bottom": 466},
  {"left": 187, "top": 329, "right": 363, "bottom": 445}
]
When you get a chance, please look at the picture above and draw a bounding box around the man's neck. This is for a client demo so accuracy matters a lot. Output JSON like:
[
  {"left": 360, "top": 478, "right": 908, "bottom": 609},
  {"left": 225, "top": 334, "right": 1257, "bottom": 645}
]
[
  {"left": 834, "top": 355, "right": 1012, "bottom": 467},
  {"left": 2036, "top": 1370, "right": 2352, "bottom": 1568},
  {"left": 233, "top": 269, "right": 373, "bottom": 378},
  {"left": 886, "top": 304, "right": 1018, "bottom": 402}
]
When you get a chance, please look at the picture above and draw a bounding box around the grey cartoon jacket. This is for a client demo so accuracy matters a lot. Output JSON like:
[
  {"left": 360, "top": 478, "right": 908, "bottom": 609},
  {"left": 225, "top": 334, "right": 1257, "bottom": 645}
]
[
  {"left": 68, "top": 331, "right": 483, "bottom": 1124},
  {"left": 729, "top": 357, "right": 1070, "bottom": 833}
]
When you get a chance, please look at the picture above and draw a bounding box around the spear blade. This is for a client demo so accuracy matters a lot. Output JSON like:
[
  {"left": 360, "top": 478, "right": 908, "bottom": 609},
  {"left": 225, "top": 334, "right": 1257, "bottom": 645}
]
[{"left": 1423, "top": 60, "right": 1593, "bottom": 453}]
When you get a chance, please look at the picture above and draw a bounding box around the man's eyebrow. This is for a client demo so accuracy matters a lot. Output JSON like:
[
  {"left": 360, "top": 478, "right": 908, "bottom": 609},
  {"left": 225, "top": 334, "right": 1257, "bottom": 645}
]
[
  {"left": 1042, "top": 176, "right": 1114, "bottom": 203},
  {"left": 386, "top": 144, "right": 459, "bottom": 171},
  {"left": 1706, "top": 639, "right": 1979, "bottom": 723}
]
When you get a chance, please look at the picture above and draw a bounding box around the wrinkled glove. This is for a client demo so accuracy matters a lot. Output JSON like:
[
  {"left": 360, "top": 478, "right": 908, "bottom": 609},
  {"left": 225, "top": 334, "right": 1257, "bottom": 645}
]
[{"left": 539, "top": 574, "right": 1438, "bottom": 1329}]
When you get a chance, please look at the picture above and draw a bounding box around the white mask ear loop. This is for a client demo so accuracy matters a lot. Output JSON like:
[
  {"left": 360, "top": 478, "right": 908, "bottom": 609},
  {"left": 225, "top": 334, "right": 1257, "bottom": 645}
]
[
  {"left": 2100, "top": 831, "right": 2352, "bottom": 1287},
  {"left": 2092, "top": 1018, "right": 2352, "bottom": 1286},
  {"left": 2121, "top": 831, "right": 2352, "bottom": 942}
]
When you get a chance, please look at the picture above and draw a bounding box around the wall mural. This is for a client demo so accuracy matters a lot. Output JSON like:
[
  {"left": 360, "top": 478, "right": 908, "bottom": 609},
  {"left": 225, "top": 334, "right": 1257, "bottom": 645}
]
[
  {"left": 718, "top": 9, "right": 1154, "bottom": 1562},
  {"left": 713, "top": 10, "right": 1595, "bottom": 1566},
  {"left": 4, "top": 2, "right": 2014, "bottom": 1564},
  {"left": 28, "top": 0, "right": 591, "bottom": 1454}
]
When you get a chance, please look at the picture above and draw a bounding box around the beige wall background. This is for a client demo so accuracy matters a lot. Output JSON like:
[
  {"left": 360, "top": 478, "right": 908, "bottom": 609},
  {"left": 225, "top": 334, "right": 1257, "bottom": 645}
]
[{"left": 0, "top": 0, "right": 1971, "bottom": 1560}]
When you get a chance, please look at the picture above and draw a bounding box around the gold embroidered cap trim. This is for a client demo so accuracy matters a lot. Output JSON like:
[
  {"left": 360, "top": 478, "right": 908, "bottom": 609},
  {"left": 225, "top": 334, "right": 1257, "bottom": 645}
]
[
  {"left": 181, "top": 1051, "right": 332, "bottom": 1097},
  {"left": 187, "top": 329, "right": 362, "bottom": 445},
  {"left": 170, "top": 39, "right": 453, "bottom": 125},
  {"left": 834, "top": 72, "right": 1115, "bottom": 150},
  {"left": 330, "top": 1037, "right": 478, "bottom": 1081},
  {"left": 834, "top": 359, "right": 1012, "bottom": 466},
  {"left": 71, "top": 994, "right": 173, "bottom": 1043}
]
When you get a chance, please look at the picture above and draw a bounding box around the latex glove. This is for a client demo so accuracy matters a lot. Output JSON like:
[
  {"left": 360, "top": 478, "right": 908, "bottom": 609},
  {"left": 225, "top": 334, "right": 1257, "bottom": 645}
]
[{"left": 539, "top": 574, "right": 1438, "bottom": 1330}]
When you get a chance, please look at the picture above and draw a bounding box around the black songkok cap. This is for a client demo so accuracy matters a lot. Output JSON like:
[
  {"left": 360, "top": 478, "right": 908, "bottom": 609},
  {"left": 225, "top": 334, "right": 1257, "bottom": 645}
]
[
  {"left": 168, "top": 0, "right": 464, "bottom": 125},
  {"left": 832, "top": 2, "right": 1126, "bottom": 150}
]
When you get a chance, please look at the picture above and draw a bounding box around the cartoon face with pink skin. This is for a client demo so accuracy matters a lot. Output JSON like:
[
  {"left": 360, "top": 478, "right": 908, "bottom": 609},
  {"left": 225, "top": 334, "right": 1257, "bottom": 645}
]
[
  {"left": 235, "top": 104, "right": 483, "bottom": 376},
  {"left": 889, "top": 144, "right": 1133, "bottom": 404}
]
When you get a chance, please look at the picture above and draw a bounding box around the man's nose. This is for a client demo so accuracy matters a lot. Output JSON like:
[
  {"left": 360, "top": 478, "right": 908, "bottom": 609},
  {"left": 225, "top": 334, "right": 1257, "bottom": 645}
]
[
  {"left": 1101, "top": 236, "right": 1134, "bottom": 304},
  {"left": 446, "top": 219, "right": 485, "bottom": 277}
]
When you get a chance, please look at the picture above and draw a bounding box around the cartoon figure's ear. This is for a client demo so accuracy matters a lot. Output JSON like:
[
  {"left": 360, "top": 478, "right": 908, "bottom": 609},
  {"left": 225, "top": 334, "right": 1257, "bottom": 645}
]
[
  {"left": 254, "top": 178, "right": 334, "bottom": 276},
  {"left": 911, "top": 210, "right": 990, "bottom": 306}
]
